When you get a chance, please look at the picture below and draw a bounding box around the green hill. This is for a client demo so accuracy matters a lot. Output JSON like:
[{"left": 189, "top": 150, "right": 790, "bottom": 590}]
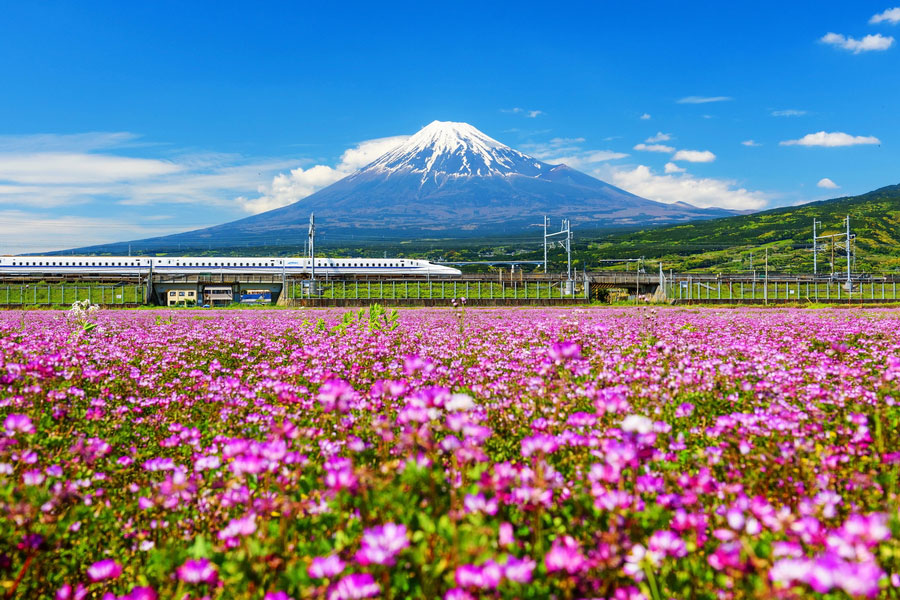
[{"left": 583, "top": 184, "right": 900, "bottom": 274}]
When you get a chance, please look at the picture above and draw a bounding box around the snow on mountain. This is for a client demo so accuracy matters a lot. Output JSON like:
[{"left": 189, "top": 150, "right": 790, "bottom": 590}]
[{"left": 361, "top": 120, "right": 545, "bottom": 180}]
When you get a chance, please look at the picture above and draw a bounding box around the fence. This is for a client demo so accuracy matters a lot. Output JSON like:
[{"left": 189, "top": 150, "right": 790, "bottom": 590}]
[
  {"left": 667, "top": 277, "right": 900, "bottom": 302},
  {"left": 0, "top": 284, "right": 145, "bottom": 306},
  {"left": 286, "top": 278, "right": 585, "bottom": 300}
]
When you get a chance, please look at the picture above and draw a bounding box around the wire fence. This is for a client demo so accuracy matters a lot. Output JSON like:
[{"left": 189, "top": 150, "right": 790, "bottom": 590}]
[
  {"left": 667, "top": 278, "right": 900, "bottom": 302},
  {"left": 0, "top": 284, "right": 145, "bottom": 306},
  {"left": 286, "top": 279, "right": 584, "bottom": 300}
]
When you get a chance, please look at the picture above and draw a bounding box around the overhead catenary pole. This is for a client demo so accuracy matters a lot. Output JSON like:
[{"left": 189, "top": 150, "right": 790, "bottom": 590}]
[
  {"left": 308, "top": 213, "right": 316, "bottom": 282},
  {"left": 846, "top": 214, "right": 852, "bottom": 290},
  {"left": 812, "top": 219, "right": 820, "bottom": 276},
  {"left": 543, "top": 217, "right": 573, "bottom": 293},
  {"left": 543, "top": 215, "right": 549, "bottom": 274},
  {"left": 764, "top": 247, "right": 768, "bottom": 305},
  {"left": 566, "top": 218, "right": 572, "bottom": 285}
]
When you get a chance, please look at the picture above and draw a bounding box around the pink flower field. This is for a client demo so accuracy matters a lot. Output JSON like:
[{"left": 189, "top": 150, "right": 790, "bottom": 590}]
[{"left": 1, "top": 307, "right": 899, "bottom": 599}]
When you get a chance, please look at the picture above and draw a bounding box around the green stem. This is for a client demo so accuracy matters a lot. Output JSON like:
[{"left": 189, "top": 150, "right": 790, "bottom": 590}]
[{"left": 642, "top": 563, "right": 663, "bottom": 600}]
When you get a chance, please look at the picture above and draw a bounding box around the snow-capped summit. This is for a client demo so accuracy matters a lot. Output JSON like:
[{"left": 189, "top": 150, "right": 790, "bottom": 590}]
[{"left": 362, "top": 120, "right": 545, "bottom": 180}]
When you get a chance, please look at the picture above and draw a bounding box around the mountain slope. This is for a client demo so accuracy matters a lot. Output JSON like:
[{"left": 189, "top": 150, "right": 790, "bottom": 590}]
[
  {"left": 79, "top": 120, "right": 737, "bottom": 252},
  {"left": 585, "top": 184, "right": 900, "bottom": 272}
]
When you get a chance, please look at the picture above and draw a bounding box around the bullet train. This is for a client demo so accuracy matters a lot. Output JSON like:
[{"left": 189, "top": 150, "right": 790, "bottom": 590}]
[{"left": 0, "top": 256, "right": 462, "bottom": 277}]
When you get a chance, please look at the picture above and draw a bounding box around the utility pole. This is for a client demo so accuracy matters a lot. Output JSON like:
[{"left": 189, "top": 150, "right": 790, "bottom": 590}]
[
  {"left": 764, "top": 247, "right": 768, "bottom": 305},
  {"left": 812, "top": 219, "right": 821, "bottom": 276},
  {"left": 565, "top": 218, "right": 572, "bottom": 285},
  {"left": 543, "top": 215, "right": 549, "bottom": 274},
  {"left": 830, "top": 236, "right": 835, "bottom": 276},
  {"left": 845, "top": 214, "right": 852, "bottom": 290},
  {"left": 659, "top": 262, "right": 665, "bottom": 301},
  {"left": 308, "top": 213, "right": 316, "bottom": 283}
]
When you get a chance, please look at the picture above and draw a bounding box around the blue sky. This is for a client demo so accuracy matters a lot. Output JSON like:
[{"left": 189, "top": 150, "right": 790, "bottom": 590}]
[{"left": 0, "top": 1, "right": 898, "bottom": 252}]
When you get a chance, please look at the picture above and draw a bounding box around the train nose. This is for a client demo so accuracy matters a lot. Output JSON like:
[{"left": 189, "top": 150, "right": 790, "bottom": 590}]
[{"left": 441, "top": 265, "right": 462, "bottom": 276}]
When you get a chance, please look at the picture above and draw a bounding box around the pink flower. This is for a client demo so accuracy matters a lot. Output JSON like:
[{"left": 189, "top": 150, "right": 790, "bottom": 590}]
[
  {"left": 544, "top": 536, "right": 587, "bottom": 574},
  {"left": 503, "top": 555, "right": 536, "bottom": 583},
  {"left": 354, "top": 523, "right": 409, "bottom": 566},
  {"left": 87, "top": 559, "right": 122, "bottom": 582},
  {"left": 520, "top": 434, "right": 559, "bottom": 457},
  {"left": 549, "top": 341, "right": 581, "bottom": 361},
  {"left": 317, "top": 379, "right": 356, "bottom": 413},
  {"left": 499, "top": 522, "right": 515, "bottom": 547},
  {"left": 648, "top": 530, "right": 687, "bottom": 558},
  {"left": 218, "top": 513, "right": 257, "bottom": 540},
  {"left": 122, "top": 587, "right": 157, "bottom": 600},
  {"left": 3, "top": 413, "right": 34, "bottom": 435},
  {"left": 324, "top": 456, "right": 358, "bottom": 492},
  {"left": 55, "top": 584, "right": 87, "bottom": 600},
  {"left": 23, "top": 469, "right": 45, "bottom": 486},
  {"left": 309, "top": 554, "right": 346, "bottom": 578},
  {"left": 176, "top": 558, "right": 218, "bottom": 584},
  {"left": 327, "top": 573, "right": 380, "bottom": 600},
  {"left": 463, "top": 493, "right": 498, "bottom": 515},
  {"left": 454, "top": 561, "right": 503, "bottom": 589},
  {"left": 444, "top": 589, "right": 475, "bottom": 600}
]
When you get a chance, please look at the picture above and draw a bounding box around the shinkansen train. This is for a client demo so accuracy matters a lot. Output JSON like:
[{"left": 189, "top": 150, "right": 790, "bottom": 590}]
[{"left": 0, "top": 256, "right": 462, "bottom": 277}]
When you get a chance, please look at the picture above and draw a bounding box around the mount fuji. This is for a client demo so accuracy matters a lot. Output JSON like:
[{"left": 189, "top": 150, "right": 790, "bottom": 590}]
[{"left": 89, "top": 121, "right": 737, "bottom": 250}]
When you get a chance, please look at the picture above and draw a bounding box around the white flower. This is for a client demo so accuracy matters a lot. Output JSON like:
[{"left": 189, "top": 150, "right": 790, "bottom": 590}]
[
  {"left": 446, "top": 393, "right": 475, "bottom": 412},
  {"left": 621, "top": 415, "right": 653, "bottom": 434}
]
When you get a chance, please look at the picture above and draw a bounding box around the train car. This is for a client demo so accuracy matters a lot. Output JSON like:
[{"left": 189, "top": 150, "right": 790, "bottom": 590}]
[
  {"left": 0, "top": 255, "right": 461, "bottom": 278},
  {"left": 0, "top": 256, "right": 147, "bottom": 276}
]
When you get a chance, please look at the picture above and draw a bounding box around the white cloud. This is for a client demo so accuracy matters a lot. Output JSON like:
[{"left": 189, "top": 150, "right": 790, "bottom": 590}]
[
  {"left": 817, "top": 178, "right": 839, "bottom": 189},
  {"left": 645, "top": 131, "right": 672, "bottom": 143},
  {"left": 238, "top": 165, "right": 344, "bottom": 214},
  {"left": 335, "top": 135, "right": 410, "bottom": 171},
  {"left": 870, "top": 7, "right": 900, "bottom": 24},
  {"left": 639, "top": 113, "right": 651, "bottom": 120},
  {"left": 676, "top": 96, "right": 733, "bottom": 104},
  {"left": 780, "top": 131, "right": 881, "bottom": 147},
  {"left": 550, "top": 137, "right": 586, "bottom": 144},
  {"left": 580, "top": 150, "right": 629, "bottom": 162},
  {"left": 0, "top": 132, "right": 141, "bottom": 153},
  {"left": 242, "top": 136, "right": 409, "bottom": 214},
  {"left": 664, "top": 162, "right": 685, "bottom": 174},
  {"left": 771, "top": 109, "right": 807, "bottom": 117},
  {"left": 0, "top": 210, "right": 205, "bottom": 253},
  {"left": 520, "top": 137, "right": 628, "bottom": 170},
  {"left": 0, "top": 152, "right": 181, "bottom": 184},
  {"left": 608, "top": 164, "right": 768, "bottom": 210},
  {"left": 821, "top": 32, "right": 894, "bottom": 53},
  {"left": 0, "top": 130, "right": 301, "bottom": 212},
  {"left": 634, "top": 143, "right": 675, "bottom": 153},
  {"left": 503, "top": 107, "right": 544, "bottom": 118},
  {"left": 672, "top": 149, "right": 716, "bottom": 162},
  {"left": 742, "top": 140, "right": 762, "bottom": 147}
]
